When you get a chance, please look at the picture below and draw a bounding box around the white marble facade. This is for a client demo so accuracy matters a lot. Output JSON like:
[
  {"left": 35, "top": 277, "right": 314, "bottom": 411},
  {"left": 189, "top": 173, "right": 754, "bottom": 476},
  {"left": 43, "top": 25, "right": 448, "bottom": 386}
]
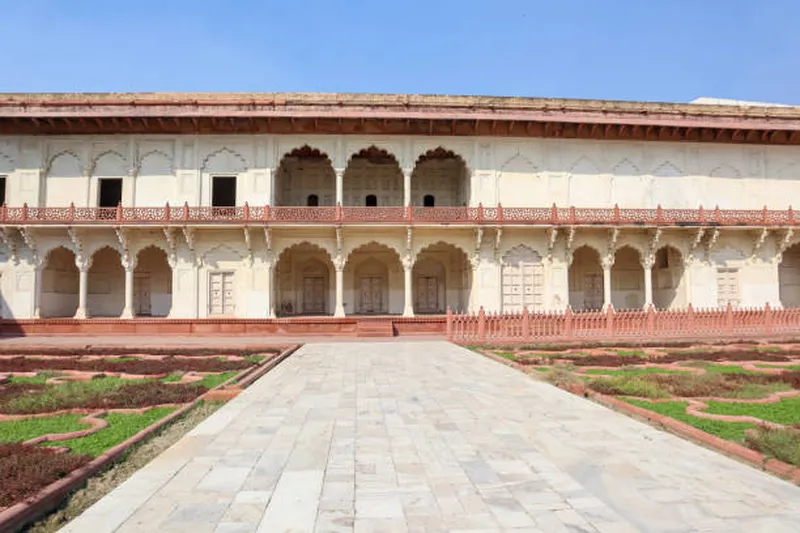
[{"left": 0, "top": 134, "right": 798, "bottom": 319}]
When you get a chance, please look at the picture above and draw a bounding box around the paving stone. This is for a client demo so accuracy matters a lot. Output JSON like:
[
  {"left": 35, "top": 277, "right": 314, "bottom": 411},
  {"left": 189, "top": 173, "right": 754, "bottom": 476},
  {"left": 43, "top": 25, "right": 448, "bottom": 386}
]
[{"left": 58, "top": 342, "right": 800, "bottom": 533}]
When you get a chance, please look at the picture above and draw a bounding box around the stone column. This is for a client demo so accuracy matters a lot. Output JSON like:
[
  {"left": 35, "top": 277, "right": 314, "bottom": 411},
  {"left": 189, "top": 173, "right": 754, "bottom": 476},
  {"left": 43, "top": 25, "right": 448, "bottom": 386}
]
[
  {"left": 403, "top": 257, "right": 414, "bottom": 317},
  {"left": 601, "top": 256, "right": 613, "bottom": 310},
  {"left": 403, "top": 168, "right": 412, "bottom": 206},
  {"left": 75, "top": 260, "right": 89, "bottom": 319},
  {"left": 335, "top": 169, "right": 344, "bottom": 207},
  {"left": 121, "top": 263, "right": 134, "bottom": 319},
  {"left": 334, "top": 256, "right": 345, "bottom": 317},
  {"left": 32, "top": 263, "right": 43, "bottom": 319},
  {"left": 642, "top": 257, "right": 654, "bottom": 309},
  {"left": 266, "top": 259, "right": 276, "bottom": 318}
]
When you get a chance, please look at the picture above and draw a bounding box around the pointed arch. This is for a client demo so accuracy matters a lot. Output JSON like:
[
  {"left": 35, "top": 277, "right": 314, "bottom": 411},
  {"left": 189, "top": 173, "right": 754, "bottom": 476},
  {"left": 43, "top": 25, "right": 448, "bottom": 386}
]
[
  {"left": 138, "top": 149, "right": 174, "bottom": 175},
  {"left": 202, "top": 243, "right": 245, "bottom": 262},
  {"left": 45, "top": 150, "right": 83, "bottom": 177},
  {"left": 568, "top": 155, "right": 601, "bottom": 175},
  {"left": 411, "top": 146, "right": 469, "bottom": 207},
  {"left": 134, "top": 246, "right": 172, "bottom": 317},
  {"left": 91, "top": 150, "right": 128, "bottom": 176},
  {"left": 653, "top": 244, "right": 687, "bottom": 309},
  {"left": 569, "top": 245, "right": 604, "bottom": 311},
  {"left": 275, "top": 145, "right": 335, "bottom": 206},
  {"left": 779, "top": 243, "right": 800, "bottom": 308},
  {"left": 274, "top": 241, "right": 335, "bottom": 316},
  {"left": 345, "top": 240, "right": 403, "bottom": 265},
  {"left": 275, "top": 240, "right": 334, "bottom": 264},
  {"left": 88, "top": 246, "right": 125, "bottom": 317},
  {"left": 499, "top": 150, "right": 538, "bottom": 173},
  {"left": 709, "top": 164, "right": 742, "bottom": 179},
  {"left": 40, "top": 246, "right": 79, "bottom": 318},
  {"left": 652, "top": 161, "right": 684, "bottom": 178},
  {"left": 201, "top": 147, "right": 248, "bottom": 174},
  {"left": 612, "top": 158, "right": 640, "bottom": 175},
  {"left": 344, "top": 146, "right": 403, "bottom": 206}
]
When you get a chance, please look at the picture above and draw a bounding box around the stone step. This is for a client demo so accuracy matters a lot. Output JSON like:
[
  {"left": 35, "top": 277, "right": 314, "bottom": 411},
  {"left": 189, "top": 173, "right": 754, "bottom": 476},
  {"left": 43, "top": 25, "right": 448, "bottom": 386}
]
[{"left": 356, "top": 319, "right": 395, "bottom": 338}]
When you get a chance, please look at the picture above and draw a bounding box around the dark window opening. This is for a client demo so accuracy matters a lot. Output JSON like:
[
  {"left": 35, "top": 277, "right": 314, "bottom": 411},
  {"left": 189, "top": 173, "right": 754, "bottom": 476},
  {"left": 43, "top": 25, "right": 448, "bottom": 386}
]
[
  {"left": 656, "top": 248, "right": 670, "bottom": 269},
  {"left": 307, "top": 194, "right": 319, "bottom": 207},
  {"left": 0, "top": 177, "right": 6, "bottom": 206},
  {"left": 365, "top": 194, "right": 377, "bottom": 207},
  {"left": 423, "top": 194, "right": 435, "bottom": 207},
  {"left": 98, "top": 178, "right": 122, "bottom": 208},
  {"left": 212, "top": 176, "right": 236, "bottom": 216}
]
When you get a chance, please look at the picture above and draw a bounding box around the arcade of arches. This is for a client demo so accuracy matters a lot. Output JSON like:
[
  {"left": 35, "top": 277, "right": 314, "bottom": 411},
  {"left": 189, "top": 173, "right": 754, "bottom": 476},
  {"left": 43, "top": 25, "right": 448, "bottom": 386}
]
[{"left": 273, "top": 145, "right": 469, "bottom": 207}]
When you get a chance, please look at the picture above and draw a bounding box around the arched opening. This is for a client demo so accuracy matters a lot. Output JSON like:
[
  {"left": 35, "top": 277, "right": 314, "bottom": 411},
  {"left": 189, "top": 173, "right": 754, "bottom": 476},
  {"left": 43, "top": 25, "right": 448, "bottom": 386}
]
[
  {"left": 414, "top": 242, "right": 470, "bottom": 313},
  {"left": 275, "top": 146, "right": 335, "bottom": 206},
  {"left": 423, "top": 194, "right": 435, "bottom": 207},
  {"left": 501, "top": 245, "right": 544, "bottom": 312},
  {"left": 568, "top": 246, "right": 603, "bottom": 311},
  {"left": 134, "top": 246, "right": 172, "bottom": 317},
  {"left": 779, "top": 243, "right": 800, "bottom": 308},
  {"left": 307, "top": 194, "right": 319, "bottom": 207},
  {"left": 275, "top": 242, "right": 334, "bottom": 316},
  {"left": 653, "top": 246, "right": 687, "bottom": 309},
  {"left": 611, "top": 246, "right": 644, "bottom": 310},
  {"left": 343, "top": 146, "right": 403, "bottom": 206},
  {"left": 40, "top": 247, "right": 79, "bottom": 318},
  {"left": 345, "top": 242, "right": 402, "bottom": 314},
  {"left": 88, "top": 247, "right": 124, "bottom": 317},
  {"left": 411, "top": 147, "right": 469, "bottom": 206}
]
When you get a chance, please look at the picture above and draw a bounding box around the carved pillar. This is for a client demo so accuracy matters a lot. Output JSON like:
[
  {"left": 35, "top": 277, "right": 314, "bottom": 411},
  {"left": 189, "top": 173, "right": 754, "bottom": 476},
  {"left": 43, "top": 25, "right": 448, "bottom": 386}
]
[
  {"left": 642, "top": 256, "right": 654, "bottom": 309},
  {"left": 403, "top": 168, "right": 412, "bottom": 207},
  {"left": 334, "top": 255, "right": 345, "bottom": 317},
  {"left": 403, "top": 257, "right": 414, "bottom": 317},
  {"left": 266, "top": 259, "right": 275, "bottom": 318},
  {"left": 75, "top": 259, "right": 89, "bottom": 319},
  {"left": 335, "top": 169, "right": 344, "bottom": 207},
  {"left": 32, "top": 263, "right": 44, "bottom": 319},
  {"left": 601, "top": 256, "right": 613, "bottom": 310},
  {"left": 121, "top": 262, "right": 134, "bottom": 319}
]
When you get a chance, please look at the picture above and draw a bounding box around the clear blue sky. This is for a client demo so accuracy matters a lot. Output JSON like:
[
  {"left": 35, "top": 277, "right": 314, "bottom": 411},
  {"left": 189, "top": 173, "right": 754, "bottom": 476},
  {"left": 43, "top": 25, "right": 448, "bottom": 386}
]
[{"left": 3, "top": 0, "right": 799, "bottom": 104}]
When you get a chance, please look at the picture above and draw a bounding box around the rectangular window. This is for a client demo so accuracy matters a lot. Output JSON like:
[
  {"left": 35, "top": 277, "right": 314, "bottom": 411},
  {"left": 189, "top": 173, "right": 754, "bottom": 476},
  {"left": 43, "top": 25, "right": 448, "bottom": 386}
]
[
  {"left": 98, "top": 178, "right": 122, "bottom": 208},
  {"left": 0, "top": 176, "right": 6, "bottom": 206},
  {"left": 212, "top": 177, "right": 236, "bottom": 207},
  {"left": 716, "top": 268, "right": 740, "bottom": 307}
]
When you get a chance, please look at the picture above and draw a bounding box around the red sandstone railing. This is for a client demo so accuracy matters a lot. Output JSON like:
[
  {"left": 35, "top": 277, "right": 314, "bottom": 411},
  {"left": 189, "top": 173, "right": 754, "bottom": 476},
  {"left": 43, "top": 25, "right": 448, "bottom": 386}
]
[
  {"left": 0, "top": 203, "right": 796, "bottom": 227},
  {"left": 445, "top": 304, "right": 800, "bottom": 344}
]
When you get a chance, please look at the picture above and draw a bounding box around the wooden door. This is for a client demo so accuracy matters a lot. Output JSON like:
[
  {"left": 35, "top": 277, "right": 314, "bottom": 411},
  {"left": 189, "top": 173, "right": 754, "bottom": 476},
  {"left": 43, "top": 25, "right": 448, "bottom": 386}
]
[
  {"left": 716, "top": 268, "right": 740, "bottom": 307},
  {"left": 360, "top": 277, "right": 383, "bottom": 314},
  {"left": 415, "top": 276, "right": 439, "bottom": 313},
  {"left": 583, "top": 273, "right": 603, "bottom": 310},
  {"left": 134, "top": 273, "right": 151, "bottom": 316},
  {"left": 302, "top": 276, "right": 325, "bottom": 314},
  {"left": 209, "top": 271, "right": 235, "bottom": 316}
]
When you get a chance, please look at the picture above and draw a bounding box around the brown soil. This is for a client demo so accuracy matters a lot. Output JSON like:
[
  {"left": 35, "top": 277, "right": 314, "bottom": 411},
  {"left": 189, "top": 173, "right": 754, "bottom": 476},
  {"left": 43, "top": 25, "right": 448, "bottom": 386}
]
[{"left": 0, "top": 356, "right": 257, "bottom": 375}]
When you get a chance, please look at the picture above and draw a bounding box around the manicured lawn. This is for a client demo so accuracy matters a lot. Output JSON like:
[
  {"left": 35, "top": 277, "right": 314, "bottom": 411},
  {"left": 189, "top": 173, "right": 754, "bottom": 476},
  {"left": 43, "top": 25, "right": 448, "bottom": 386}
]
[
  {"left": 613, "top": 349, "right": 646, "bottom": 358},
  {"left": 495, "top": 352, "right": 517, "bottom": 361},
  {"left": 755, "top": 364, "right": 800, "bottom": 371},
  {"left": 720, "top": 382, "right": 793, "bottom": 400},
  {"left": 46, "top": 407, "right": 177, "bottom": 456},
  {"left": 0, "top": 414, "right": 89, "bottom": 443},
  {"left": 702, "top": 364, "right": 760, "bottom": 375},
  {"left": 8, "top": 371, "right": 62, "bottom": 384},
  {"left": 624, "top": 399, "right": 754, "bottom": 441},
  {"left": 199, "top": 371, "right": 239, "bottom": 389},
  {"left": 584, "top": 367, "right": 690, "bottom": 377},
  {"left": 703, "top": 396, "right": 800, "bottom": 425}
]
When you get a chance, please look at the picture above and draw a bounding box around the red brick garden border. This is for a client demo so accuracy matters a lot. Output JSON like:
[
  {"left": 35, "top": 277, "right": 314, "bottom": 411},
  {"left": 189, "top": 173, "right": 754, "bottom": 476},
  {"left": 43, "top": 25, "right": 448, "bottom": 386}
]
[{"left": 0, "top": 344, "right": 299, "bottom": 533}]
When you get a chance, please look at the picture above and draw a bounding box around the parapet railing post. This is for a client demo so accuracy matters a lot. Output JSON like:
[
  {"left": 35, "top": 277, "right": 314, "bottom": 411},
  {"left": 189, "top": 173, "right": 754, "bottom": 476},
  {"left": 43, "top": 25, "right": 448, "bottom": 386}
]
[
  {"left": 478, "top": 306, "right": 486, "bottom": 344},
  {"left": 446, "top": 307, "right": 453, "bottom": 341},
  {"left": 263, "top": 204, "right": 270, "bottom": 222},
  {"left": 569, "top": 205, "right": 576, "bottom": 224},
  {"left": 477, "top": 202, "right": 484, "bottom": 223},
  {"left": 714, "top": 205, "right": 722, "bottom": 225},
  {"left": 614, "top": 203, "right": 620, "bottom": 224},
  {"left": 497, "top": 203, "right": 503, "bottom": 222},
  {"left": 182, "top": 201, "right": 189, "bottom": 222},
  {"left": 22, "top": 203, "right": 28, "bottom": 222},
  {"left": 164, "top": 202, "right": 170, "bottom": 222},
  {"left": 698, "top": 205, "right": 705, "bottom": 224},
  {"left": 406, "top": 204, "right": 413, "bottom": 222},
  {"left": 725, "top": 302, "right": 734, "bottom": 333},
  {"left": 686, "top": 303, "right": 695, "bottom": 335},
  {"left": 68, "top": 202, "right": 75, "bottom": 223},
  {"left": 116, "top": 202, "right": 123, "bottom": 222},
  {"left": 646, "top": 304, "right": 655, "bottom": 336},
  {"left": 564, "top": 306, "right": 573, "bottom": 340},
  {"left": 606, "top": 304, "right": 615, "bottom": 339},
  {"left": 789, "top": 205, "right": 795, "bottom": 225},
  {"left": 764, "top": 302, "right": 773, "bottom": 335},
  {"left": 243, "top": 201, "right": 250, "bottom": 221},
  {"left": 656, "top": 204, "right": 663, "bottom": 225},
  {"left": 522, "top": 306, "right": 530, "bottom": 342},
  {"left": 336, "top": 202, "right": 342, "bottom": 223},
  {"left": 762, "top": 205, "right": 768, "bottom": 225},
  {"left": 551, "top": 203, "right": 558, "bottom": 224}
]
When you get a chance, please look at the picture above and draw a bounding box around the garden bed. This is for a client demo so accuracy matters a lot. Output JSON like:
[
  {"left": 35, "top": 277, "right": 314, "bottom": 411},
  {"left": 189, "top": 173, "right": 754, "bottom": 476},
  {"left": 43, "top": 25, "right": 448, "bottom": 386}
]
[
  {"left": 0, "top": 345, "right": 296, "bottom": 532},
  {"left": 477, "top": 342, "right": 800, "bottom": 482}
]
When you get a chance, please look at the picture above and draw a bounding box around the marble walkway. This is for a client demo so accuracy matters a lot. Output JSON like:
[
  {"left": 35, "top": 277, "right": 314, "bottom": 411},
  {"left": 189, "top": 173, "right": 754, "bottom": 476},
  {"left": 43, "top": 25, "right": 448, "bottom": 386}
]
[{"left": 60, "top": 342, "right": 800, "bottom": 533}]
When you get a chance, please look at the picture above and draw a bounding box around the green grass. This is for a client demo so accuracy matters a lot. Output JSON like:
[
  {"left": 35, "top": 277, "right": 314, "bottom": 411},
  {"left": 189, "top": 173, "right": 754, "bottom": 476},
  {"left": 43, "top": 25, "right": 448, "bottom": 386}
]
[
  {"left": 719, "top": 382, "right": 794, "bottom": 400},
  {"left": 755, "top": 364, "right": 800, "bottom": 371},
  {"left": 756, "top": 346, "right": 785, "bottom": 353},
  {"left": 530, "top": 366, "right": 552, "bottom": 373},
  {"left": 702, "top": 364, "right": 760, "bottom": 375},
  {"left": 588, "top": 376, "right": 670, "bottom": 399},
  {"left": 199, "top": 371, "right": 239, "bottom": 390},
  {"left": 624, "top": 399, "right": 754, "bottom": 441},
  {"left": 245, "top": 354, "right": 264, "bottom": 364},
  {"left": 745, "top": 427, "right": 800, "bottom": 467},
  {"left": 0, "top": 414, "right": 89, "bottom": 443},
  {"left": 495, "top": 352, "right": 518, "bottom": 361},
  {"left": 161, "top": 372, "right": 184, "bottom": 383},
  {"left": 46, "top": 407, "right": 176, "bottom": 456},
  {"left": 703, "top": 396, "right": 800, "bottom": 425},
  {"left": 0, "top": 376, "right": 148, "bottom": 413},
  {"left": 583, "top": 367, "right": 690, "bottom": 377},
  {"left": 8, "top": 371, "right": 62, "bottom": 384},
  {"left": 672, "top": 348, "right": 718, "bottom": 356},
  {"left": 613, "top": 349, "right": 646, "bottom": 358},
  {"left": 104, "top": 356, "right": 140, "bottom": 363}
]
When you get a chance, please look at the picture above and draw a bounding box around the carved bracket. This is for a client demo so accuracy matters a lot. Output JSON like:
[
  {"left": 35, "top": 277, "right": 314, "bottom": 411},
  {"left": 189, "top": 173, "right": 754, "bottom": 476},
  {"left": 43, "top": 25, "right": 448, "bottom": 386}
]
[
  {"left": 333, "top": 253, "right": 346, "bottom": 272},
  {"left": 644, "top": 228, "right": 662, "bottom": 268},
  {"left": 67, "top": 227, "right": 85, "bottom": 265},
  {"left": 18, "top": 227, "right": 39, "bottom": 266},
  {"left": 336, "top": 226, "right": 344, "bottom": 257},
  {"left": 704, "top": 227, "right": 720, "bottom": 260},
  {"left": 0, "top": 227, "right": 18, "bottom": 263},
  {"left": 688, "top": 227, "right": 706, "bottom": 262},
  {"left": 114, "top": 227, "right": 131, "bottom": 269},
  {"left": 473, "top": 227, "right": 484, "bottom": 268},
  {"left": 565, "top": 226, "right": 576, "bottom": 266},
  {"left": 775, "top": 228, "right": 795, "bottom": 264},
  {"left": 493, "top": 227, "right": 503, "bottom": 261},
  {"left": 264, "top": 226, "right": 272, "bottom": 256},
  {"left": 605, "top": 227, "right": 620, "bottom": 265},
  {"left": 546, "top": 227, "right": 559, "bottom": 261},
  {"left": 750, "top": 227, "right": 769, "bottom": 262},
  {"left": 182, "top": 227, "right": 197, "bottom": 264},
  {"left": 162, "top": 227, "right": 177, "bottom": 268},
  {"left": 243, "top": 226, "right": 253, "bottom": 266},
  {"left": 404, "top": 226, "right": 413, "bottom": 267}
]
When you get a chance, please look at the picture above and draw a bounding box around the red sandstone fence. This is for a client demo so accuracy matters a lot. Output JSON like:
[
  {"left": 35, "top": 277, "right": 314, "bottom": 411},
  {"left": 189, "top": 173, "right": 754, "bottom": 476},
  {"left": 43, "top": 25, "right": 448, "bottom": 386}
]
[
  {"left": 445, "top": 304, "right": 800, "bottom": 344},
  {"left": 0, "top": 203, "right": 797, "bottom": 226}
]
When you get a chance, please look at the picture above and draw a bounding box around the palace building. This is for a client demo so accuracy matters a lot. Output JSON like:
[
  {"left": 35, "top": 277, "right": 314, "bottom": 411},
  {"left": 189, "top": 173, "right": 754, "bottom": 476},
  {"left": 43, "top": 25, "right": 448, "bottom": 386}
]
[{"left": 0, "top": 93, "right": 798, "bottom": 331}]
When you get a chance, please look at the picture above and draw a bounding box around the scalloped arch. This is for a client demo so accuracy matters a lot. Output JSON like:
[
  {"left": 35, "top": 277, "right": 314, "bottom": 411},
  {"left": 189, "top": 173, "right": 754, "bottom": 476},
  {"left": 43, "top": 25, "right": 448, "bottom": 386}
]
[
  {"left": 655, "top": 244, "right": 684, "bottom": 262},
  {"left": 45, "top": 150, "right": 83, "bottom": 177},
  {"left": 345, "top": 145, "right": 401, "bottom": 167},
  {"left": 135, "top": 243, "right": 171, "bottom": 263},
  {"left": 615, "top": 244, "right": 644, "bottom": 262},
  {"left": 138, "top": 149, "right": 174, "bottom": 175},
  {"left": 571, "top": 243, "right": 604, "bottom": 262},
  {"left": 501, "top": 244, "right": 543, "bottom": 266},
  {"left": 278, "top": 144, "right": 333, "bottom": 164},
  {"left": 201, "top": 147, "right": 248, "bottom": 173},
  {"left": 202, "top": 243, "right": 245, "bottom": 261},
  {"left": 345, "top": 240, "right": 403, "bottom": 265},
  {"left": 652, "top": 161, "right": 684, "bottom": 178},
  {"left": 88, "top": 244, "right": 123, "bottom": 262},
  {"left": 499, "top": 151, "right": 537, "bottom": 172},
  {"left": 413, "top": 146, "right": 469, "bottom": 170},
  {"left": 42, "top": 245, "right": 77, "bottom": 266},
  {"left": 275, "top": 241, "right": 334, "bottom": 264},
  {"left": 414, "top": 240, "right": 470, "bottom": 262},
  {"left": 709, "top": 164, "right": 741, "bottom": 179},
  {"left": 91, "top": 150, "right": 128, "bottom": 176}
]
